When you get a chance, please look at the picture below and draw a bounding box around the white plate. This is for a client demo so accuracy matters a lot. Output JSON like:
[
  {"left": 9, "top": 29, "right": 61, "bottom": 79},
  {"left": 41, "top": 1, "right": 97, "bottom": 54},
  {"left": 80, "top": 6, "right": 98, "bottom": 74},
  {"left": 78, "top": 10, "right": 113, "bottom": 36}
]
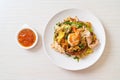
[{"left": 43, "top": 9, "right": 106, "bottom": 70}]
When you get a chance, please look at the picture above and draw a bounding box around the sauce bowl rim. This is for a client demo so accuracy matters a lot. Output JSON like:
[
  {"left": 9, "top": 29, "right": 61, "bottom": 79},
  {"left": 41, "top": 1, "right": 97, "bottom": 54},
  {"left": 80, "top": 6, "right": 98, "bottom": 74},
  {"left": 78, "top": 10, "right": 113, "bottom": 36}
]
[{"left": 16, "top": 24, "right": 38, "bottom": 49}]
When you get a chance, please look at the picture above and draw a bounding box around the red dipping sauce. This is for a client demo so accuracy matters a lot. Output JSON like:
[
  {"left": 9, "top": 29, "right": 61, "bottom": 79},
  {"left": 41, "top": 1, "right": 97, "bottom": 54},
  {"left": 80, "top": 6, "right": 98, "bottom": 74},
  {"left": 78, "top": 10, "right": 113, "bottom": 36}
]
[{"left": 18, "top": 28, "right": 36, "bottom": 47}]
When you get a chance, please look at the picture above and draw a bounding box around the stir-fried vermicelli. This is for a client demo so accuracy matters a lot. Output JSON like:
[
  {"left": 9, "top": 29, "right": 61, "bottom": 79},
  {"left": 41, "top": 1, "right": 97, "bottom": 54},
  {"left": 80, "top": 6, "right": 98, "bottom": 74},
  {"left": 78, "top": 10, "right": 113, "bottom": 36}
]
[{"left": 51, "top": 16, "right": 99, "bottom": 61}]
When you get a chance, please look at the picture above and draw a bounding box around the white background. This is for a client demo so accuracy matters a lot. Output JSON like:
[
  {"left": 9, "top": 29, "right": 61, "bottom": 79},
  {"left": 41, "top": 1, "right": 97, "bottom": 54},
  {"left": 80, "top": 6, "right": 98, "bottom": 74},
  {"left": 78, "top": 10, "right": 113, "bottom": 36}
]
[{"left": 0, "top": 0, "right": 120, "bottom": 80}]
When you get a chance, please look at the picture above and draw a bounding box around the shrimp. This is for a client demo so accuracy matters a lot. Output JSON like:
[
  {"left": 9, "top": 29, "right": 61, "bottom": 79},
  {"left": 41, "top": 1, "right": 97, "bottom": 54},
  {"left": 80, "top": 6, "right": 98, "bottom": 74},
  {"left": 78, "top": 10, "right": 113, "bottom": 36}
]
[{"left": 68, "top": 29, "right": 81, "bottom": 46}]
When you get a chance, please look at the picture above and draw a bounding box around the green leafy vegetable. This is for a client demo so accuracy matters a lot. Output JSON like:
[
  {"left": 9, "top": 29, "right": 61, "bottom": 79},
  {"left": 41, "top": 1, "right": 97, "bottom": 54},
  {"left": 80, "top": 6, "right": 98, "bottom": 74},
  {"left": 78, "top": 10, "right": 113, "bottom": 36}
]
[
  {"left": 56, "top": 22, "right": 61, "bottom": 26},
  {"left": 76, "top": 22, "right": 83, "bottom": 28},
  {"left": 71, "top": 22, "right": 83, "bottom": 28},
  {"left": 74, "top": 56, "right": 80, "bottom": 62},
  {"left": 63, "top": 21, "right": 72, "bottom": 25},
  {"left": 79, "top": 44, "right": 85, "bottom": 49}
]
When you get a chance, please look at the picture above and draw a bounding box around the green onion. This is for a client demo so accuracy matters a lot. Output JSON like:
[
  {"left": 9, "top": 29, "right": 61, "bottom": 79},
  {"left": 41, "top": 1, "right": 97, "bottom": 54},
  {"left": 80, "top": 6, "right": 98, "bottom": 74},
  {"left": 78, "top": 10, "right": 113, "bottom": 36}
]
[
  {"left": 65, "top": 34, "right": 68, "bottom": 40},
  {"left": 79, "top": 44, "right": 85, "bottom": 49},
  {"left": 76, "top": 22, "right": 83, "bottom": 28},
  {"left": 66, "top": 53, "right": 71, "bottom": 57},
  {"left": 73, "top": 56, "right": 80, "bottom": 62},
  {"left": 71, "top": 22, "right": 83, "bottom": 28},
  {"left": 63, "top": 21, "right": 72, "bottom": 25},
  {"left": 56, "top": 22, "right": 61, "bottom": 26}
]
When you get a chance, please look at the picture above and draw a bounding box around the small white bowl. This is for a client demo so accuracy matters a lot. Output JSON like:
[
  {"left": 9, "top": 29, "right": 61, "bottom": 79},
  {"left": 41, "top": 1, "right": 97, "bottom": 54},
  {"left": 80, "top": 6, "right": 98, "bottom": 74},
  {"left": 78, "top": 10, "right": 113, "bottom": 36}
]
[{"left": 16, "top": 24, "right": 38, "bottom": 49}]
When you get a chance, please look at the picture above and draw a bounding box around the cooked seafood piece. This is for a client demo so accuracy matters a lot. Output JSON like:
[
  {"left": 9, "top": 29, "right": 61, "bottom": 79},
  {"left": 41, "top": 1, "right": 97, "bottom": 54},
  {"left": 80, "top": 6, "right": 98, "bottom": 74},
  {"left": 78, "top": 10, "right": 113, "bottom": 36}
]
[
  {"left": 83, "top": 29, "right": 99, "bottom": 49},
  {"left": 67, "top": 30, "right": 81, "bottom": 46},
  {"left": 87, "top": 38, "right": 99, "bottom": 49}
]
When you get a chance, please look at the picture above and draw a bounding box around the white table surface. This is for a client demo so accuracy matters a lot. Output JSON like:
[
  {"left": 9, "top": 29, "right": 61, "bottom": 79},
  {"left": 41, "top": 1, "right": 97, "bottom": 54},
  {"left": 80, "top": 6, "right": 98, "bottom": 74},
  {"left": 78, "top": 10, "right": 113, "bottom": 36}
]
[{"left": 0, "top": 0, "right": 120, "bottom": 80}]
